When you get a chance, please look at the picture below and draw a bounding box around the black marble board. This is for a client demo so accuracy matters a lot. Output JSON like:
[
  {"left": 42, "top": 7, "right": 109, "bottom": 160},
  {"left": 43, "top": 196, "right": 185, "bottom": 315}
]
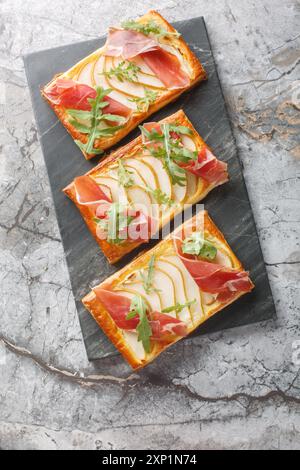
[{"left": 24, "top": 16, "right": 276, "bottom": 361}]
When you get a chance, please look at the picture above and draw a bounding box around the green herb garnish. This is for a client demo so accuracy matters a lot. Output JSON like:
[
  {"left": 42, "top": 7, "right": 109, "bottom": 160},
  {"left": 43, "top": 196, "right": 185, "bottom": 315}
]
[
  {"left": 126, "top": 295, "right": 152, "bottom": 353},
  {"left": 140, "top": 123, "right": 197, "bottom": 186},
  {"left": 140, "top": 255, "right": 160, "bottom": 294},
  {"left": 117, "top": 160, "right": 134, "bottom": 188},
  {"left": 182, "top": 232, "right": 217, "bottom": 260},
  {"left": 121, "top": 19, "right": 180, "bottom": 40},
  {"left": 162, "top": 299, "right": 196, "bottom": 315},
  {"left": 95, "top": 202, "right": 134, "bottom": 245},
  {"left": 145, "top": 187, "right": 174, "bottom": 207},
  {"left": 68, "top": 87, "right": 125, "bottom": 156},
  {"left": 129, "top": 89, "right": 158, "bottom": 112},
  {"left": 101, "top": 60, "right": 141, "bottom": 83}
]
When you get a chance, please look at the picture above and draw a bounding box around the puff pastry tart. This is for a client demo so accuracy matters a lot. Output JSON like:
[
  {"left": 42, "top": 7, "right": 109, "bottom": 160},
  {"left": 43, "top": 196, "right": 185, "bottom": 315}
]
[
  {"left": 41, "top": 10, "right": 206, "bottom": 159},
  {"left": 64, "top": 110, "right": 229, "bottom": 264},
  {"left": 82, "top": 211, "right": 254, "bottom": 369}
]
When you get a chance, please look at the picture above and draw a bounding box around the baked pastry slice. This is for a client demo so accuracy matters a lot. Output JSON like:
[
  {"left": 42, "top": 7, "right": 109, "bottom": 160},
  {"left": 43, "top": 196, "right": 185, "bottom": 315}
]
[
  {"left": 41, "top": 10, "right": 206, "bottom": 159},
  {"left": 82, "top": 211, "right": 254, "bottom": 369},
  {"left": 64, "top": 110, "right": 229, "bottom": 263}
]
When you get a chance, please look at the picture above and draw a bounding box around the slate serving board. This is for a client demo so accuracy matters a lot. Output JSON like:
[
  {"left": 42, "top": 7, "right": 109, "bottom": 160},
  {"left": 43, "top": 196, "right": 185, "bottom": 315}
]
[{"left": 24, "top": 16, "right": 276, "bottom": 361}]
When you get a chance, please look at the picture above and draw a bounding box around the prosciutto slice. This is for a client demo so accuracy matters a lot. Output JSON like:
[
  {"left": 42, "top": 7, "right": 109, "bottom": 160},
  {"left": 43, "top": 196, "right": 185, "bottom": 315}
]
[
  {"left": 74, "top": 175, "right": 112, "bottom": 205},
  {"left": 104, "top": 28, "right": 190, "bottom": 89},
  {"left": 93, "top": 288, "right": 187, "bottom": 339},
  {"left": 180, "top": 147, "right": 228, "bottom": 185},
  {"left": 140, "top": 49, "right": 190, "bottom": 89},
  {"left": 43, "top": 78, "right": 131, "bottom": 117},
  {"left": 174, "top": 237, "right": 253, "bottom": 302},
  {"left": 104, "top": 28, "right": 159, "bottom": 59}
]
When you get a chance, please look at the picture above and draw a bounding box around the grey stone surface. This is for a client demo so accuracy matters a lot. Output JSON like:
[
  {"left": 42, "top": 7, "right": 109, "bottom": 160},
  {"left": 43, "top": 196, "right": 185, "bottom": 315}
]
[{"left": 0, "top": 0, "right": 299, "bottom": 450}]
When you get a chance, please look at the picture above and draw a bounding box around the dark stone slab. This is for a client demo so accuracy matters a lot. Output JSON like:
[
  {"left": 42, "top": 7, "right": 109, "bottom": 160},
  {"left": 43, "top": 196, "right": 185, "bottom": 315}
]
[{"left": 23, "top": 17, "right": 276, "bottom": 361}]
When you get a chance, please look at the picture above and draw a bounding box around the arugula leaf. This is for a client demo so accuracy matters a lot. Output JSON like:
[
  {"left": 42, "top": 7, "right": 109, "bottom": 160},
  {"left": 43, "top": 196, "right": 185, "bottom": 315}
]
[
  {"left": 126, "top": 295, "right": 152, "bottom": 353},
  {"left": 145, "top": 187, "right": 174, "bottom": 207},
  {"left": 67, "top": 109, "right": 93, "bottom": 120},
  {"left": 101, "top": 61, "right": 141, "bottom": 83},
  {"left": 117, "top": 160, "right": 134, "bottom": 188},
  {"left": 140, "top": 255, "right": 160, "bottom": 294},
  {"left": 121, "top": 19, "right": 180, "bottom": 40},
  {"left": 162, "top": 299, "right": 196, "bottom": 314},
  {"left": 67, "top": 86, "right": 125, "bottom": 156},
  {"left": 129, "top": 89, "right": 158, "bottom": 112},
  {"left": 182, "top": 232, "right": 217, "bottom": 260},
  {"left": 139, "top": 122, "right": 198, "bottom": 187}
]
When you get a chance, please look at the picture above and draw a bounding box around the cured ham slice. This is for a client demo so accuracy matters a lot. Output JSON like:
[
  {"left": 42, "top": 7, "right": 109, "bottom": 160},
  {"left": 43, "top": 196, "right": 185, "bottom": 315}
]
[
  {"left": 43, "top": 78, "right": 131, "bottom": 117},
  {"left": 104, "top": 28, "right": 190, "bottom": 89},
  {"left": 141, "top": 49, "right": 190, "bottom": 89},
  {"left": 93, "top": 288, "right": 138, "bottom": 329},
  {"left": 74, "top": 175, "right": 112, "bottom": 205},
  {"left": 180, "top": 147, "right": 228, "bottom": 185},
  {"left": 93, "top": 287, "right": 187, "bottom": 338},
  {"left": 104, "top": 28, "right": 159, "bottom": 59},
  {"left": 174, "top": 237, "right": 252, "bottom": 302},
  {"left": 150, "top": 312, "right": 188, "bottom": 340}
]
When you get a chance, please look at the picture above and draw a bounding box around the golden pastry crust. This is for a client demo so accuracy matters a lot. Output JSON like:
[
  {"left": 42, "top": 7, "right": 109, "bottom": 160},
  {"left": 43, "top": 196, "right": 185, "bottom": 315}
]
[
  {"left": 82, "top": 211, "right": 254, "bottom": 369},
  {"left": 64, "top": 109, "right": 221, "bottom": 264},
  {"left": 41, "top": 10, "right": 207, "bottom": 159}
]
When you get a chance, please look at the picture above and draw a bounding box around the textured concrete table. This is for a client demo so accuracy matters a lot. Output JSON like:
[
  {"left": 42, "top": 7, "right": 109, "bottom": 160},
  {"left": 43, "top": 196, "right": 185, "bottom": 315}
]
[{"left": 0, "top": 0, "right": 299, "bottom": 450}]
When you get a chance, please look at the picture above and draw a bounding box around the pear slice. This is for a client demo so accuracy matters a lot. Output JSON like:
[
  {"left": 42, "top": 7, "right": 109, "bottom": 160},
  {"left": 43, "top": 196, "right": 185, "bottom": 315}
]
[
  {"left": 92, "top": 54, "right": 107, "bottom": 88},
  {"left": 92, "top": 175, "right": 128, "bottom": 204},
  {"left": 76, "top": 61, "right": 94, "bottom": 86},
  {"left": 155, "top": 259, "right": 193, "bottom": 325},
  {"left": 172, "top": 182, "right": 187, "bottom": 204},
  {"left": 104, "top": 57, "right": 145, "bottom": 98},
  {"left": 126, "top": 185, "right": 153, "bottom": 217},
  {"left": 123, "top": 158, "right": 157, "bottom": 190},
  {"left": 151, "top": 269, "right": 176, "bottom": 313},
  {"left": 123, "top": 164, "right": 147, "bottom": 187},
  {"left": 162, "top": 254, "right": 204, "bottom": 324},
  {"left": 184, "top": 172, "right": 198, "bottom": 203},
  {"left": 117, "top": 283, "right": 162, "bottom": 312},
  {"left": 112, "top": 57, "right": 166, "bottom": 90},
  {"left": 181, "top": 134, "right": 196, "bottom": 151},
  {"left": 140, "top": 155, "right": 172, "bottom": 198}
]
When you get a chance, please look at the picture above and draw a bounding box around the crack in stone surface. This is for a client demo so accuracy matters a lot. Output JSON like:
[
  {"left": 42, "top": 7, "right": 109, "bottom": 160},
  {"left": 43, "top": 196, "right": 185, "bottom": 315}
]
[{"left": 2, "top": 335, "right": 300, "bottom": 407}]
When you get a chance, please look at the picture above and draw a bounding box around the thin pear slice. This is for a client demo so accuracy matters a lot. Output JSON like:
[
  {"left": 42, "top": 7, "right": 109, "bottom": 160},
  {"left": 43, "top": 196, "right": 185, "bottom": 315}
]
[
  {"left": 124, "top": 163, "right": 147, "bottom": 187},
  {"left": 181, "top": 134, "right": 196, "bottom": 151},
  {"left": 172, "top": 181, "right": 187, "bottom": 204},
  {"left": 117, "top": 283, "right": 162, "bottom": 312},
  {"left": 151, "top": 269, "right": 176, "bottom": 313},
  {"left": 184, "top": 172, "right": 198, "bottom": 203},
  {"left": 163, "top": 254, "right": 204, "bottom": 324},
  {"left": 140, "top": 155, "right": 172, "bottom": 198},
  {"left": 92, "top": 175, "right": 128, "bottom": 204},
  {"left": 76, "top": 61, "right": 94, "bottom": 86},
  {"left": 94, "top": 55, "right": 136, "bottom": 109},
  {"left": 155, "top": 259, "right": 193, "bottom": 325},
  {"left": 126, "top": 185, "right": 153, "bottom": 217},
  {"left": 92, "top": 54, "right": 108, "bottom": 88},
  {"left": 112, "top": 57, "right": 166, "bottom": 90},
  {"left": 124, "top": 158, "right": 157, "bottom": 190},
  {"left": 104, "top": 57, "right": 145, "bottom": 98}
]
